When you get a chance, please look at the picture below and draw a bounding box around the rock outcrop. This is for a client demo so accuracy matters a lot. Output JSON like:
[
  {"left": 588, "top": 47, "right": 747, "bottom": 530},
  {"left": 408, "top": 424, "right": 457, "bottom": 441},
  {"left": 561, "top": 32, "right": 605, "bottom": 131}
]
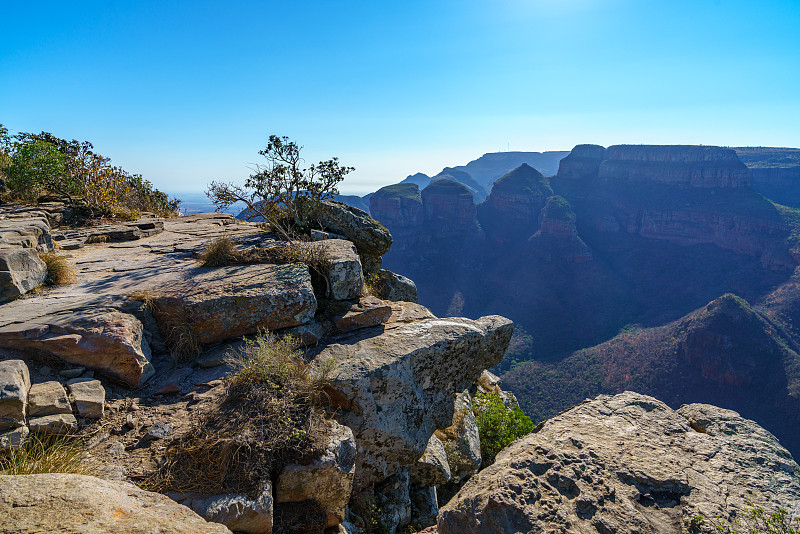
[
  {"left": 556, "top": 144, "right": 606, "bottom": 181},
  {"left": 311, "top": 200, "right": 393, "bottom": 273},
  {"left": 438, "top": 391, "right": 800, "bottom": 534},
  {"left": 0, "top": 309, "right": 154, "bottom": 387},
  {"left": 310, "top": 315, "right": 513, "bottom": 490},
  {"left": 0, "top": 474, "right": 232, "bottom": 534}
]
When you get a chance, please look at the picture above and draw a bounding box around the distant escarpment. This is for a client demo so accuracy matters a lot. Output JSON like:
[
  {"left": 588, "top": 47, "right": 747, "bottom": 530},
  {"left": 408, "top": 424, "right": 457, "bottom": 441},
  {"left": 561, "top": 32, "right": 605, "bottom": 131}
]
[
  {"left": 735, "top": 146, "right": 800, "bottom": 208},
  {"left": 599, "top": 144, "right": 751, "bottom": 188},
  {"left": 554, "top": 144, "right": 798, "bottom": 270}
]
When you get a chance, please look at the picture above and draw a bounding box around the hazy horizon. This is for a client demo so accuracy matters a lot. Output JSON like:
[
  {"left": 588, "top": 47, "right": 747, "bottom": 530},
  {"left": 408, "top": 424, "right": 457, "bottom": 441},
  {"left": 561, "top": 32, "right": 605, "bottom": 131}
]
[{"left": 3, "top": 1, "right": 798, "bottom": 195}]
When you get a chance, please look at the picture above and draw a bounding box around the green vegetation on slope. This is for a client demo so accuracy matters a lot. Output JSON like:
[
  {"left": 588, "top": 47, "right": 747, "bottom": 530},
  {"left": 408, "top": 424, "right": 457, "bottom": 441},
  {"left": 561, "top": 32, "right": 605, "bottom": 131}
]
[
  {"left": 0, "top": 124, "right": 179, "bottom": 218},
  {"left": 473, "top": 391, "right": 536, "bottom": 467}
]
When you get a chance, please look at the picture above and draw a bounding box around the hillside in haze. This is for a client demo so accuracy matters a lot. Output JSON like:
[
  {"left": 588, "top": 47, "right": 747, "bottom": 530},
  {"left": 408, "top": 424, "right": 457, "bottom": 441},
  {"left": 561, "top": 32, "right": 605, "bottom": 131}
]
[{"left": 369, "top": 143, "right": 800, "bottom": 458}]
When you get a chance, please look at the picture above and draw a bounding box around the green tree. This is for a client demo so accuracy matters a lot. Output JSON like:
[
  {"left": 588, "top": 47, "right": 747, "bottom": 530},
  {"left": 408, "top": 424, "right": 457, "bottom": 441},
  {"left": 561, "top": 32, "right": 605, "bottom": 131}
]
[
  {"left": 3, "top": 140, "right": 71, "bottom": 202},
  {"left": 206, "top": 135, "right": 354, "bottom": 240},
  {"left": 472, "top": 391, "right": 536, "bottom": 467}
]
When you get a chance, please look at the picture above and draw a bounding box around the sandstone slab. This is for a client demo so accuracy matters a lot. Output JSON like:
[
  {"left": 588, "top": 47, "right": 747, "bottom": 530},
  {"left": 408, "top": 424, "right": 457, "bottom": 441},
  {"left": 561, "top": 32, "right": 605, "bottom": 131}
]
[
  {"left": 68, "top": 379, "right": 106, "bottom": 418},
  {"left": 435, "top": 390, "right": 481, "bottom": 483},
  {"left": 275, "top": 420, "right": 356, "bottom": 527},
  {"left": 0, "top": 425, "right": 29, "bottom": 451},
  {"left": 0, "top": 247, "right": 47, "bottom": 302},
  {"left": 0, "top": 359, "right": 30, "bottom": 429},
  {"left": 183, "top": 480, "right": 273, "bottom": 534},
  {"left": 0, "top": 309, "right": 154, "bottom": 387},
  {"left": 312, "top": 200, "right": 393, "bottom": 259},
  {"left": 0, "top": 473, "right": 232, "bottom": 533},
  {"left": 153, "top": 263, "right": 316, "bottom": 346},
  {"left": 330, "top": 296, "right": 392, "bottom": 333},
  {"left": 437, "top": 391, "right": 800, "bottom": 534},
  {"left": 27, "top": 380, "right": 72, "bottom": 416},
  {"left": 27, "top": 413, "right": 78, "bottom": 435},
  {"left": 311, "top": 315, "right": 512, "bottom": 489}
]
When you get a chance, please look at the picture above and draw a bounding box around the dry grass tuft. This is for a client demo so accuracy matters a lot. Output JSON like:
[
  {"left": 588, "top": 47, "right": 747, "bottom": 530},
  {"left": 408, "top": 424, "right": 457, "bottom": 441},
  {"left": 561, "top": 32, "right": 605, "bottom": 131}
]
[
  {"left": 39, "top": 252, "right": 77, "bottom": 285},
  {"left": 85, "top": 234, "right": 109, "bottom": 245},
  {"left": 150, "top": 299, "right": 202, "bottom": 362},
  {"left": 197, "top": 236, "right": 241, "bottom": 267},
  {"left": 0, "top": 433, "right": 94, "bottom": 475},
  {"left": 128, "top": 289, "right": 155, "bottom": 310},
  {"left": 143, "top": 333, "right": 332, "bottom": 497}
]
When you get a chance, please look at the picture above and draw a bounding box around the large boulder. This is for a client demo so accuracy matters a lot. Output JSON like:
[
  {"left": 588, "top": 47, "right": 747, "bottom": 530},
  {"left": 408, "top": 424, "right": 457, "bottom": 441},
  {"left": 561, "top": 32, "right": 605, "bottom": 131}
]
[
  {"left": 153, "top": 263, "right": 317, "bottom": 346},
  {"left": 312, "top": 239, "right": 364, "bottom": 301},
  {"left": 183, "top": 482, "right": 273, "bottom": 534},
  {"left": 437, "top": 391, "right": 800, "bottom": 534},
  {"left": 275, "top": 420, "right": 356, "bottom": 528},
  {"left": 312, "top": 201, "right": 393, "bottom": 271},
  {"left": 0, "top": 248, "right": 47, "bottom": 302},
  {"left": 0, "top": 309, "right": 154, "bottom": 387},
  {"left": 0, "top": 359, "right": 30, "bottom": 429},
  {"left": 311, "top": 315, "right": 513, "bottom": 489},
  {"left": 375, "top": 269, "right": 418, "bottom": 303},
  {"left": 409, "top": 433, "right": 451, "bottom": 487},
  {"left": 0, "top": 474, "right": 232, "bottom": 533}
]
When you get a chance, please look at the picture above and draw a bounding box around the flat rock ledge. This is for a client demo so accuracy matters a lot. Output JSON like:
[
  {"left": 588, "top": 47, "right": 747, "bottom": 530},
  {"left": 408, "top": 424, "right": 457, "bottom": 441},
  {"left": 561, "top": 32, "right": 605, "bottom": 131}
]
[
  {"left": 311, "top": 315, "right": 513, "bottom": 490},
  {"left": 0, "top": 473, "right": 232, "bottom": 534},
  {"left": 152, "top": 263, "right": 317, "bottom": 345},
  {"left": 0, "top": 308, "right": 154, "bottom": 387},
  {"left": 438, "top": 391, "right": 800, "bottom": 534}
]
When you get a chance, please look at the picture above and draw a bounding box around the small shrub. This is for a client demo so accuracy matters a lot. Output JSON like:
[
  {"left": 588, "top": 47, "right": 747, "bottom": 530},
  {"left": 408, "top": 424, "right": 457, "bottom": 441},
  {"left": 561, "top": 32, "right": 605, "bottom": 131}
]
[
  {"left": 144, "top": 333, "right": 331, "bottom": 497},
  {"left": 691, "top": 502, "right": 800, "bottom": 533},
  {"left": 472, "top": 391, "right": 536, "bottom": 467},
  {"left": 39, "top": 252, "right": 77, "bottom": 285},
  {"left": 0, "top": 433, "right": 93, "bottom": 475}
]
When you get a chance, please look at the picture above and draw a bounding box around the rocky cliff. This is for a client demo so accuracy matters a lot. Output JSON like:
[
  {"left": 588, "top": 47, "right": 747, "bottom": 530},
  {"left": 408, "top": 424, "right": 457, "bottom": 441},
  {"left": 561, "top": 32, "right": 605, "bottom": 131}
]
[
  {"left": 0, "top": 201, "right": 510, "bottom": 534},
  {"left": 528, "top": 195, "right": 592, "bottom": 263},
  {"left": 554, "top": 144, "right": 798, "bottom": 270},
  {"left": 369, "top": 183, "right": 424, "bottom": 245},
  {"left": 599, "top": 145, "right": 751, "bottom": 188},
  {"left": 476, "top": 163, "right": 553, "bottom": 242},
  {"left": 421, "top": 180, "right": 478, "bottom": 239}
]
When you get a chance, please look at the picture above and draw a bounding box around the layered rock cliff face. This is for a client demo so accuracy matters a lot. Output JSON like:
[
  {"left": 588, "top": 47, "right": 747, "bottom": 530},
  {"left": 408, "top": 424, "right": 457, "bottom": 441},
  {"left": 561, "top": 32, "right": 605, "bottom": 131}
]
[
  {"left": 369, "top": 183, "right": 424, "bottom": 245},
  {"left": 554, "top": 144, "right": 797, "bottom": 271},
  {"left": 599, "top": 145, "right": 751, "bottom": 188},
  {"left": 477, "top": 164, "right": 553, "bottom": 242},
  {"left": 555, "top": 143, "right": 605, "bottom": 181},
  {"left": 735, "top": 147, "right": 800, "bottom": 208},
  {"left": 421, "top": 180, "right": 478, "bottom": 239}
]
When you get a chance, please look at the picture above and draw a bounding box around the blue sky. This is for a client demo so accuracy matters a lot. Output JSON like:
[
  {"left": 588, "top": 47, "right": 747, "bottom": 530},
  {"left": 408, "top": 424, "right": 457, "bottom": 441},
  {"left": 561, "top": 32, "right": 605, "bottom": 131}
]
[{"left": 2, "top": 1, "right": 799, "bottom": 195}]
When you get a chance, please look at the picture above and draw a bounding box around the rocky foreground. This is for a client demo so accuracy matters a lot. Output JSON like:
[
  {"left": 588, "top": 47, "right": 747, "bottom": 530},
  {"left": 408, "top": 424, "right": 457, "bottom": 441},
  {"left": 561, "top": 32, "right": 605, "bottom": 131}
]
[{"left": 2, "top": 201, "right": 800, "bottom": 533}]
